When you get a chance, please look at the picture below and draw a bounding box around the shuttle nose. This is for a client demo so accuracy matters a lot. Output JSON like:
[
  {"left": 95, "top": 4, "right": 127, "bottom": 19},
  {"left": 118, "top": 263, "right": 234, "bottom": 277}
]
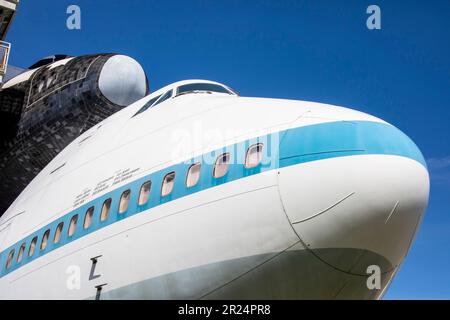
[
  {"left": 98, "top": 55, "right": 148, "bottom": 106},
  {"left": 277, "top": 120, "right": 429, "bottom": 280}
]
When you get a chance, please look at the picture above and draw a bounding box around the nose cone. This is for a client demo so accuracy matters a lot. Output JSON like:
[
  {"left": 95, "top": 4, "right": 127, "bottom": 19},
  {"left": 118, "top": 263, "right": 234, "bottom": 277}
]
[
  {"left": 98, "top": 55, "right": 148, "bottom": 106},
  {"left": 277, "top": 120, "right": 429, "bottom": 285}
]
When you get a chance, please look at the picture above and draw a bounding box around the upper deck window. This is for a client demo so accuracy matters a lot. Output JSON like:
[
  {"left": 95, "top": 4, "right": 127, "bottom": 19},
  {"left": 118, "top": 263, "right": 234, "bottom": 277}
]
[
  {"left": 6, "top": 249, "right": 14, "bottom": 269},
  {"left": 245, "top": 143, "right": 264, "bottom": 168},
  {"left": 28, "top": 236, "right": 37, "bottom": 257},
  {"left": 161, "top": 172, "right": 176, "bottom": 197},
  {"left": 186, "top": 163, "right": 201, "bottom": 188},
  {"left": 138, "top": 181, "right": 151, "bottom": 205},
  {"left": 54, "top": 222, "right": 64, "bottom": 244},
  {"left": 84, "top": 207, "right": 94, "bottom": 229},
  {"left": 68, "top": 215, "right": 78, "bottom": 237},
  {"left": 118, "top": 189, "right": 131, "bottom": 214},
  {"left": 100, "top": 198, "right": 112, "bottom": 222},
  {"left": 176, "top": 83, "right": 233, "bottom": 97},
  {"left": 214, "top": 153, "right": 230, "bottom": 178},
  {"left": 41, "top": 230, "right": 50, "bottom": 251},
  {"left": 17, "top": 243, "right": 26, "bottom": 263}
]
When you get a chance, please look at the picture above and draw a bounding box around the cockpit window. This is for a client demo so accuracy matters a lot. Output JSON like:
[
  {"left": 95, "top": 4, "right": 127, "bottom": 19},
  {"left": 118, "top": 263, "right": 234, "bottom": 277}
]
[
  {"left": 133, "top": 94, "right": 162, "bottom": 117},
  {"left": 152, "top": 90, "right": 173, "bottom": 108},
  {"left": 176, "top": 83, "right": 233, "bottom": 96},
  {"left": 133, "top": 89, "right": 173, "bottom": 116},
  {"left": 132, "top": 83, "right": 235, "bottom": 118}
]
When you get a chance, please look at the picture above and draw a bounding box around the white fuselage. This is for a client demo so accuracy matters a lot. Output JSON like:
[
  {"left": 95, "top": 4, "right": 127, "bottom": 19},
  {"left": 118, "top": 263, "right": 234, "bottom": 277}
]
[{"left": 0, "top": 80, "right": 429, "bottom": 299}]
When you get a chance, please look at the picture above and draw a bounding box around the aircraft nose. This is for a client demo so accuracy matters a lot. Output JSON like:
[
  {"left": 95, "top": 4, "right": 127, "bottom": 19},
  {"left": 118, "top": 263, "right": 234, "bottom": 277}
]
[
  {"left": 98, "top": 55, "right": 148, "bottom": 106},
  {"left": 277, "top": 120, "right": 430, "bottom": 278}
]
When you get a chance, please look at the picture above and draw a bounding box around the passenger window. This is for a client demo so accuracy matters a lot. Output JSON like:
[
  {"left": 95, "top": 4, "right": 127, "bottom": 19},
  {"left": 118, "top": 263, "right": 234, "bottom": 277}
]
[
  {"left": 84, "top": 206, "right": 94, "bottom": 229},
  {"left": 245, "top": 143, "right": 264, "bottom": 168},
  {"left": 68, "top": 215, "right": 78, "bottom": 237},
  {"left": 118, "top": 189, "right": 131, "bottom": 214},
  {"left": 152, "top": 90, "right": 172, "bottom": 107},
  {"left": 186, "top": 163, "right": 201, "bottom": 187},
  {"left": 54, "top": 222, "right": 64, "bottom": 244},
  {"left": 214, "top": 153, "right": 230, "bottom": 178},
  {"left": 138, "top": 181, "right": 151, "bottom": 205},
  {"left": 29, "top": 236, "right": 37, "bottom": 257},
  {"left": 6, "top": 249, "right": 14, "bottom": 269},
  {"left": 41, "top": 230, "right": 50, "bottom": 250},
  {"left": 161, "top": 172, "right": 175, "bottom": 196},
  {"left": 100, "top": 198, "right": 112, "bottom": 222},
  {"left": 17, "top": 243, "right": 26, "bottom": 263}
]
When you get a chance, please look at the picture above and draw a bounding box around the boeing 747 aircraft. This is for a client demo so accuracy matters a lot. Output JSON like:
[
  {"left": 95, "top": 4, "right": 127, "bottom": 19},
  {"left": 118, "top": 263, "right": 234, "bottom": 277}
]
[{"left": 0, "top": 79, "right": 429, "bottom": 299}]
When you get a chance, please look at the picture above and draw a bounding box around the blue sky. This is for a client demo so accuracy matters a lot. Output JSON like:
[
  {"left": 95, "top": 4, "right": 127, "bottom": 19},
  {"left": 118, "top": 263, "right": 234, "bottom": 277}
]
[{"left": 7, "top": 0, "right": 450, "bottom": 299}]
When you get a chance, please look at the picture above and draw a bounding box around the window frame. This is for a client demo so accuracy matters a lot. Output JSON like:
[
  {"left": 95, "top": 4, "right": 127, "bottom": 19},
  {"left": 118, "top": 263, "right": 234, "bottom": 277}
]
[
  {"left": 186, "top": 163, "right": 201, "bottom": 188},
  {"left": 40, "top": 229, "right": 50, "bottom": 251},
  {"left": 118, "top": 189, "right": 131, "bottom": 214},
  {"left": 213, "top": 153, "right": 231, "bottom": 178},
  {"left": 17, "top": 243, "right": 26, "bottom": 263},
  {"left": 161, "top": 172, "right": 176, "bottom": 197},
  {"left": 245, "top": 143, "right": 264, "bottom": 169},
  {"left": 175, "top": 83, "right": 233, "bottom": 96},
  {"left": 54, "top": 222, "right": 64, "bottom": 244},
  {"left": 83, "top": 206, "right": 94, "bottom": 229},
  {"left": 133, "top": 94, "right": 162, "bottom": 117},
  {"left": 152, "top": 90, "right": 173, "bottom": 108},
  {"left": 6, "top": 249, "right": 14, "bottom": 269},
  {"left": 100, "top": 198, "right": 112, "bottom": 222},
  {"left": 28, "top": 236, "right": 37, "bottom": 257},
  {"left": 68, "top": 215, "right": 78, "bottom": 237},
  {"left": 138, "top": 181, "right": 151, "bottom": 206}
]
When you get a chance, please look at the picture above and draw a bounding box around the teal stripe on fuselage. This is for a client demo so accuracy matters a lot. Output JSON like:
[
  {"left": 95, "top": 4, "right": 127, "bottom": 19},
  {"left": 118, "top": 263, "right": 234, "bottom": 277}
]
[
  {"left": 279, "top": 120, "right": 426, "bottom": 168},
  {"left": 0, "top": 120, "right": 426, "bottom": 278}
]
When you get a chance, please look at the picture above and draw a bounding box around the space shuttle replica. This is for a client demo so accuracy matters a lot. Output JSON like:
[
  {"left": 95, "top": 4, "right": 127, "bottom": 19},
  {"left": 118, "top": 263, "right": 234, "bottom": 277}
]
[
  {"left": 0, "top": 53, "right": 148, "bottom": 213},
  {"left": 0, "top": 1, "right": 429, "bottom": 300}
]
